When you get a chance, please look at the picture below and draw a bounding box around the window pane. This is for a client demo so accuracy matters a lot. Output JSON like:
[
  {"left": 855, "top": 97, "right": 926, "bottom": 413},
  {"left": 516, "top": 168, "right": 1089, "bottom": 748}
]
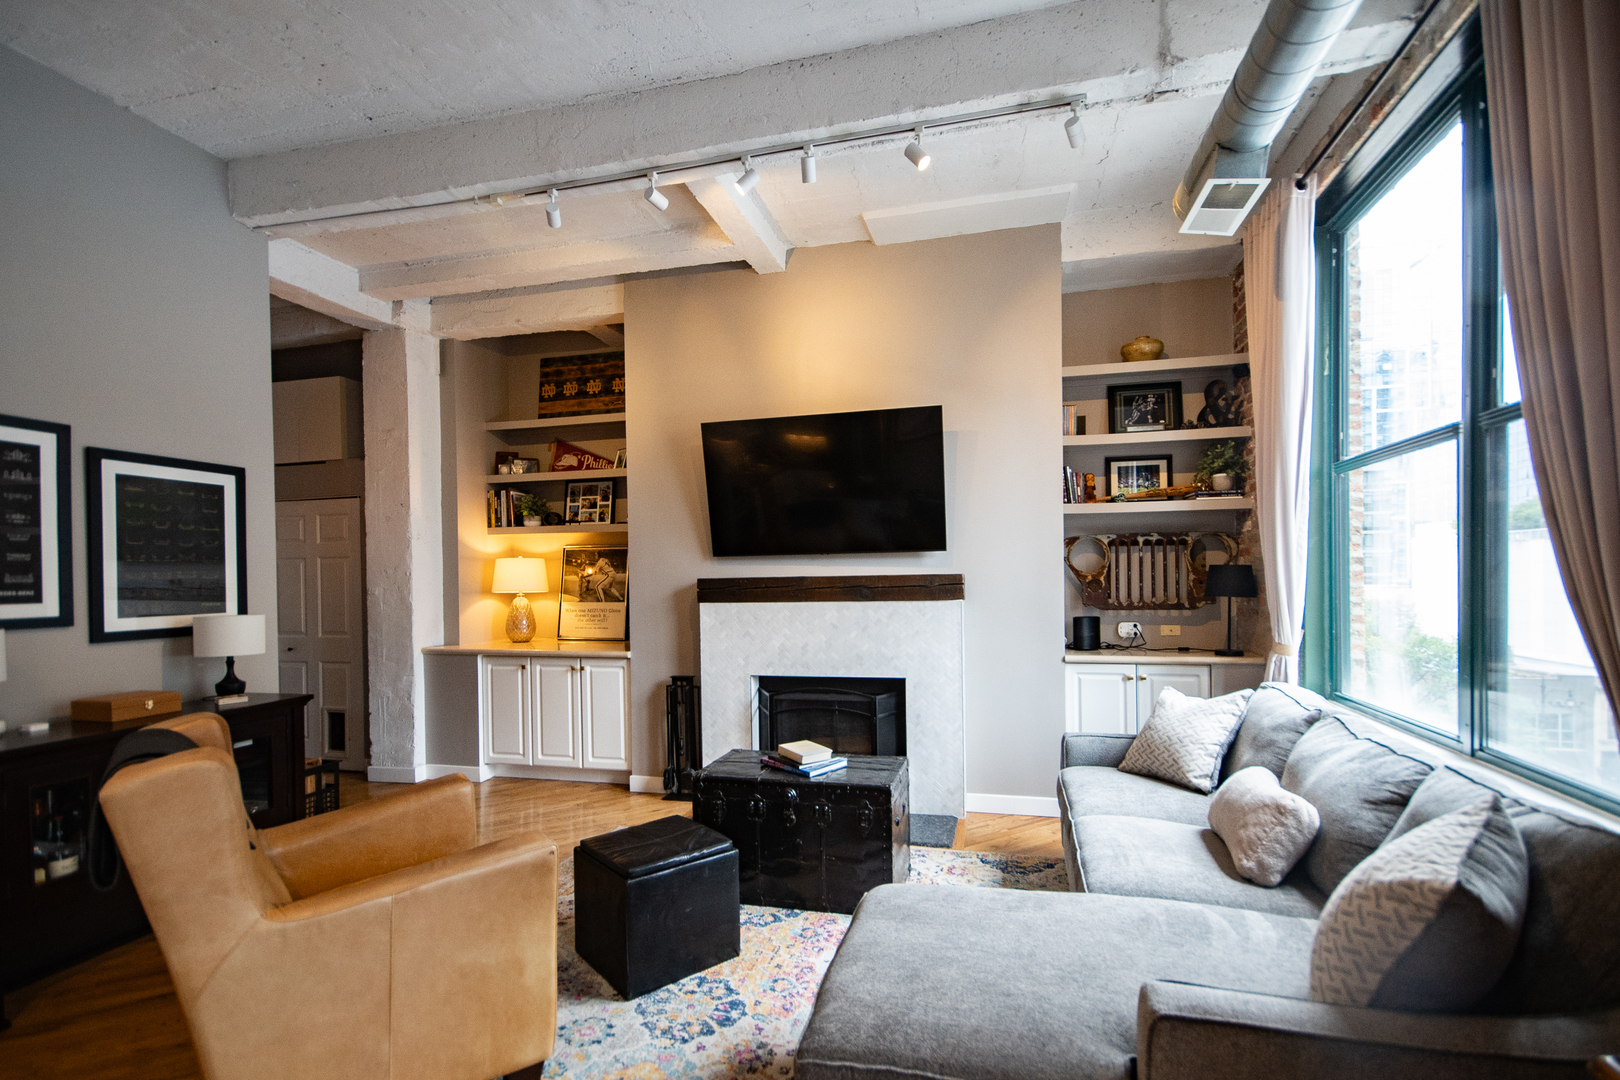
[
  {"left": 1343, "top": 439, "right": 1460, "bottom": 735},
  {"left": 1486, "top": 419, "right": 1619, "bottom": 796},
  {"left": 1345, "top": 121, "right": 1465, "bottom": 456},
  {"left": 1500, "top": 290, "right": 1522, "bottom": 405}
]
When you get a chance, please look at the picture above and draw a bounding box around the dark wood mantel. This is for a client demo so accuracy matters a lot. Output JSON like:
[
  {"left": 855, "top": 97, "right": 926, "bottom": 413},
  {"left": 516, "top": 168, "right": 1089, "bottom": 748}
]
[{"left": 695, "top": 574, "right": 963, "bottom": 604}]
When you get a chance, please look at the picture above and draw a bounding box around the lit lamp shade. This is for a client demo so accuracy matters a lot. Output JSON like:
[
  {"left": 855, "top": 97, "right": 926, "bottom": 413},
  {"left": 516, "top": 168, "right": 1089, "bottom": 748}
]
[
  {"left": 192, "top": 613, "right": 267, "bottom": 657},
  {"left": 1204, "top": 564, "right": 1258, "bottom": 598},
  {"left": 493, "top": 557, "right": 548, "bottom": 643}
]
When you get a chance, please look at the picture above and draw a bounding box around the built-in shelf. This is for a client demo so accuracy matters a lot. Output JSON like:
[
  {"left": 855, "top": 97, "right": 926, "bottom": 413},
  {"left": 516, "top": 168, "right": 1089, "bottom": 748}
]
[
  {"left": 485, "top": 468, "right": 626, "bottom": 483},
  {"left": 1061, "top": 353, "right": 1248, "bottom": 381},
  {"left": 485, "top": 412, "right": 627, "bottom": 432},
  {"left": 488, "top": 523, "right": 630, "bottom": 535},
  {"left": 1063, "top": 497, "right": 1254, "bottom": 515},
  {"left": 1063, "top": 425, "right": 1252, "bottom": 448}
]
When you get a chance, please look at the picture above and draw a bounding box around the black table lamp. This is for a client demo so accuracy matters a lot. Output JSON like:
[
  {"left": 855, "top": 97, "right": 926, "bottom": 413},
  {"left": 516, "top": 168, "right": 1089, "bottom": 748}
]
[{"left": 1206, "top": 563, "right": 1258, "bottom": 657}]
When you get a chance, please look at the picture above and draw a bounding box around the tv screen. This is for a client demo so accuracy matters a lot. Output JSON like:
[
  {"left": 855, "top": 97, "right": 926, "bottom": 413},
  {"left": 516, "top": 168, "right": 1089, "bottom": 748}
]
[{"left": 701, "top": 405, "right": 947, "bottom": 557}]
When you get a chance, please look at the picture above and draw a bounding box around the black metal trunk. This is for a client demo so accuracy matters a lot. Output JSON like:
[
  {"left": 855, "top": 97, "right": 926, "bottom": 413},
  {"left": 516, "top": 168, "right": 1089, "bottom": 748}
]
[{"left": 693, "top": 749, "right": 909, "bottom": 914}]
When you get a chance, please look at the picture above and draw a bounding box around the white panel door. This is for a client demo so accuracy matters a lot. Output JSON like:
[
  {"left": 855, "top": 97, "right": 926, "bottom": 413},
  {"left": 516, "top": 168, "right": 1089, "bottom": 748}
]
[
  {"left": 483, "top": 657, "right": 531, "bottom": 764},
  {"left": 1067, "top": 664, "right": 1139, "bottom": 734},
  {"left": 1136, "top": 665, "right": 1212, "bottom": 722},
  {"left": 277, "top": 498, "right": 367, "bottom": 766},
  {"left": 532, "top": 659, "right": 582, "bottom": 767},
  {"left": 581, "top": 660, "right": 629, "bottom": 770}
]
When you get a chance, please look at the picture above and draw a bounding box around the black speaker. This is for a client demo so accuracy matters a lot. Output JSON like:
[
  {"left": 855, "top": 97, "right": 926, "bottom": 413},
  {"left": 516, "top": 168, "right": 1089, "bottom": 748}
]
[{"left": 1073, "top": 615, "right": 1100, "bottom": 651}]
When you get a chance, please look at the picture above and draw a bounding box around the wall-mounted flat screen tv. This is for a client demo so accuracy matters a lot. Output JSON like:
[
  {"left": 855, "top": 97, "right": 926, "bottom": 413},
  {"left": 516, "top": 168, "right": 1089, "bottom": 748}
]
[{"left": 701, "top": 405, "right": 947, "bottom": 557}]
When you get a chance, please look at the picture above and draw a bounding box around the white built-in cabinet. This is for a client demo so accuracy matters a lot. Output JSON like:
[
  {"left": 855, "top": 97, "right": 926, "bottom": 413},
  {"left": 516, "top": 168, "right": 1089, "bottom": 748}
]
[
  {"left": 1064, "top": 662, "right": 1212, "bottom": 734},
  {"left": 480, "top": 654, "right": 629, "bottom": 771}
]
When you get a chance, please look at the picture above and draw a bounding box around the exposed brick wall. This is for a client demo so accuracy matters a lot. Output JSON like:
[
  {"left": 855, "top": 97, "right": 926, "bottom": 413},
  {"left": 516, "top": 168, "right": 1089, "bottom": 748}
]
[{"left": 1232, "top": 261, "right": 1248, "bottom": 354}]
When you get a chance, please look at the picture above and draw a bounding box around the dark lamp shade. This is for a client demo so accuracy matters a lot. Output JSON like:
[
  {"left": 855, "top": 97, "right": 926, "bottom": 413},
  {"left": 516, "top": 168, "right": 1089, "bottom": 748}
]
[{"left": 1205, "top": 563, "right": 1258, "bottom": 598}]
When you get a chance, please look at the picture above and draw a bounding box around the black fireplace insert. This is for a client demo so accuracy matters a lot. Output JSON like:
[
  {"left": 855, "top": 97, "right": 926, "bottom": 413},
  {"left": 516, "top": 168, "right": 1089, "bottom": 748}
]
[{"left": 756, "top": 676, "right": 905, "bottom": 757}]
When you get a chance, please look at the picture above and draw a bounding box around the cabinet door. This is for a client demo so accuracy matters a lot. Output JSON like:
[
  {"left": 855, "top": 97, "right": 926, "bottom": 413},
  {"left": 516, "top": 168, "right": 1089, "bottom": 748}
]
[
  {"left": 1136, "top": 665, "right": 1212, "bottom": 721},
  {"left": 532, "top": 659, "right": 583, "bottom": 767},
  {"left": 483, "top": 657, "right": 531, "bottom": 764},
  {"left": 1065, "top": 664, "right": 1139, "bottom": 734},
  {"left": 580, "top": 659, "right": 630, "bottom": 770}
]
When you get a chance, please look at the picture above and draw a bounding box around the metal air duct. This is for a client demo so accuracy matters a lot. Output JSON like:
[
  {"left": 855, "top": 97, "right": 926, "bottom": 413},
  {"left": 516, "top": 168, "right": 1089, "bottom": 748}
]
[{"left": 1174, "top": 0, "right": 1364, "bottom": 235}]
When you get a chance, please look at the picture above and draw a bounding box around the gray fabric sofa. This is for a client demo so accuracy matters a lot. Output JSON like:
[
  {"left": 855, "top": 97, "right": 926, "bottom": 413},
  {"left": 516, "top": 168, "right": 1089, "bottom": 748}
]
[{"left": 795, "top": 683, "right": 1620, "bottom": 1080}]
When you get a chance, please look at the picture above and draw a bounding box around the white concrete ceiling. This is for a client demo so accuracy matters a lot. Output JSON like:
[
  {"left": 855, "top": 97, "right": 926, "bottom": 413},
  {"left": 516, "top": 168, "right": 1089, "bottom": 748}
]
[{"left": 4, "top": 0, "right": 1426, "bottom": 334}]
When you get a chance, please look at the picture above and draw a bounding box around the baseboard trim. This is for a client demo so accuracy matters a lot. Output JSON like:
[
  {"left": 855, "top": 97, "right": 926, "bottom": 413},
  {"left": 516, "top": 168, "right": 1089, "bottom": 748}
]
[
  {"left": 629, "top": 774, "right": 666, "bottom": 794},
  {"left": 964, "top": 793, "right": 1060, "bottom": 818},
  {"left": 424, "top": 764, "right": 493, "bottom": 782},
  {"left": 367, "top": 765, "right": 429, "bottom": 783}
]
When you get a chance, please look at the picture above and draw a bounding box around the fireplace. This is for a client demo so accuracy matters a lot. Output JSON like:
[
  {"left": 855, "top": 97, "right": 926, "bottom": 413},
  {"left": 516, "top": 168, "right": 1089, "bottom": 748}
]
[{"left": 756, "top": 676, "right": 905, "bottom": 757}]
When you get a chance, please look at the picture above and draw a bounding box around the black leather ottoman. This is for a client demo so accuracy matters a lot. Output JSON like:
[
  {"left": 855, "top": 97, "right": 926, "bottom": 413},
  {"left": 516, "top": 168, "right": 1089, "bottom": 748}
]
[{"left": 574, "top": 815, "right": 740, "bottom": 999}]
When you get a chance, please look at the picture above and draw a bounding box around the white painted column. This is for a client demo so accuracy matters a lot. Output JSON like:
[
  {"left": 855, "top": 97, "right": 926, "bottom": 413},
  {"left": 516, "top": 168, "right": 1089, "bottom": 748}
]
[{"left": 362, "top": 328, "right": 445, "bottom": 781}]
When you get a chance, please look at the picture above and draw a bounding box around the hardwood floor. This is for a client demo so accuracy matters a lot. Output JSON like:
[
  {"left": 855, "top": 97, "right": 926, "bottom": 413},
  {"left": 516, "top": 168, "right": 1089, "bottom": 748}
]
[{"left": 0, "top": 776, "right": 1060, "bottom": 1079}]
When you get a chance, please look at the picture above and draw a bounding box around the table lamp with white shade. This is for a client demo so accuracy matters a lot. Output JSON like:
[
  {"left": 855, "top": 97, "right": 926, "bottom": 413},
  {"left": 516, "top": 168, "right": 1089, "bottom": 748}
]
[
  {"left": 493, "top": 557, "right": 548, "bottom": 643},
  {"left": 192, "top": 613, "right": 266, "bottom": 700}
]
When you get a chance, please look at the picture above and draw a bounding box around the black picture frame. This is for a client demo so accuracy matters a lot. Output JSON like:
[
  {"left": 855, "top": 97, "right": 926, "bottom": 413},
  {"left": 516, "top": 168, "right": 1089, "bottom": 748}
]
[
  {"left": 1104, "top": 455, "right": 1174, "bottom": 498},
  {"left": 0, "top": 413, "right": 73, "bottom": 629},
  {"left": 85, "top": 447, "right": 247, "bottom": 643},
  {"left": 1107, "top": 381, "right": 1183, "bottom": 434},
  {"left": 558, "top": 545, "right": 628, "bottom": 641}
]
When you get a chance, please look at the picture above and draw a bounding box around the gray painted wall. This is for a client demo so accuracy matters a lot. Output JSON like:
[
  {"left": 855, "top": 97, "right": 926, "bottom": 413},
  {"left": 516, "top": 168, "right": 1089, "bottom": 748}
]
[
  {"left": 0, "top": 47, "right": 277, "bottom": 719},
  {"left": 625, "top": 228, "right": 1065, "bottom": 800}
]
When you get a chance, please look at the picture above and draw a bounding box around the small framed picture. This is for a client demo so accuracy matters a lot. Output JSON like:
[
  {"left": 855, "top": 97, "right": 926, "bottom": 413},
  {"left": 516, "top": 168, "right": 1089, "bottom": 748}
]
[
  {"left": 493, "top": 450, "right": 519, "bottom": 474},
  {"left": 0, "top": 413, "right": 72, "bottom": 629},
  {"left": 1107, "top": 382, "right": 1183, "bottom": 434},
  {"left": 558, "top": 545, "right": 628, "bottom": 641},
  {"left": 1104, "top": 455, "right": 1173, "bottom": 498},
  {"left": 613, "top": 448, "right": 627, "bottom": 469},
  {"left": 565, "top": 480, "right": 615, "bottom": 524}
]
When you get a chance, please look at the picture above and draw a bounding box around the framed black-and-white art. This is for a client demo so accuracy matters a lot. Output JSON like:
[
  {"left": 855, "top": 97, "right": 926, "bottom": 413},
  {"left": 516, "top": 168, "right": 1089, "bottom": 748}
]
[
  {"left": 1107, "top": 382, "right": 1183, "bottom": 434},
  {"left": 558, "top": 545, "right": 628, "bottom": 641},
  {"left": 1104, "top": 455, "right": 1173, "bottom": 498},
  {"left": 85, "top": 447, "right": 247, "bottom": 643},
  {"left": 0, "top": 414, "right": 72, "bottom": 629}
]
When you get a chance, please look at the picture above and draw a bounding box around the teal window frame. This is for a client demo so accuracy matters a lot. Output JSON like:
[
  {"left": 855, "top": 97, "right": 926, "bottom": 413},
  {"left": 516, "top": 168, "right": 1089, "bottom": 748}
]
[{"left": 1304, "top": 31, "right": 1619, "bottom": 815}]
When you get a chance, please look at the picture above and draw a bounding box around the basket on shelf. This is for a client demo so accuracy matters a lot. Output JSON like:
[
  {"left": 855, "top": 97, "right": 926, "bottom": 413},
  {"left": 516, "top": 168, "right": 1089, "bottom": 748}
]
[{"left": 303, "top": 758, "right": 340, "bottom": 817}]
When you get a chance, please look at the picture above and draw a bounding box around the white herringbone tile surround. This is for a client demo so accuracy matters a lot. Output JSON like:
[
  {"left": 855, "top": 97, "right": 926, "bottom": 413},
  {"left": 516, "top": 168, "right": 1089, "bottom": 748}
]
[{"left": 698, "top": 600, "right": 966, "bottom": 817}]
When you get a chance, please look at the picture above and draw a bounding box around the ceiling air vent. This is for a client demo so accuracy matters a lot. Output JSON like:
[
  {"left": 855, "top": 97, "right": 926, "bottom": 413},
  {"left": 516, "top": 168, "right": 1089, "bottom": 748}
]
[{"left": 1180, "top": 177, "right": 1271, "bottom": 237}]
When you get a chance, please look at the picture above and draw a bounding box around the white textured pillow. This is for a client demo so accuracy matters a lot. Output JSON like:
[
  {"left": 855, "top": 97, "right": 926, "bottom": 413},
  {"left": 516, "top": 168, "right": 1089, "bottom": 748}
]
[
  {"left": 1208, "top": 766, "right": 1321, "bottom": 886},
  {"left": 1118, "top": 686, "right": 1255, "bottom": 794}
]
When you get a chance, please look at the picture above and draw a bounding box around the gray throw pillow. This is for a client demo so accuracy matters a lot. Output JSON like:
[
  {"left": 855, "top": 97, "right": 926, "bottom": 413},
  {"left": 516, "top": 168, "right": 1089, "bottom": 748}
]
[
  {"left": 1281, "top": 717, "right": 1432, "bottom": 896},
  {"left": 1311, "top": 795, "right": 1529, "bottom": 1013},
  {"left": 1221, "top": 682, "right": 1327, "bottom": 782},
  {"left": 1119, "top": 686, "right": 1254, "bottom": 794}
]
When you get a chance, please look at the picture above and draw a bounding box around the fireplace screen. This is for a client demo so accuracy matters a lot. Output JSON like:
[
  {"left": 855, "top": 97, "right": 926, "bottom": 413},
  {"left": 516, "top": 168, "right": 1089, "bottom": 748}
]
[{"left": 756, "top": 676, "right": 904, "bottom": 757}]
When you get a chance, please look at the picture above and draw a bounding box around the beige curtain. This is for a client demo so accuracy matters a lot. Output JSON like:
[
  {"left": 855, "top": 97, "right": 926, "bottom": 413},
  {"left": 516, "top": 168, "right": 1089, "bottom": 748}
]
[{"left": 1482, "top": 0, "right": 1620, "bottom": 725}]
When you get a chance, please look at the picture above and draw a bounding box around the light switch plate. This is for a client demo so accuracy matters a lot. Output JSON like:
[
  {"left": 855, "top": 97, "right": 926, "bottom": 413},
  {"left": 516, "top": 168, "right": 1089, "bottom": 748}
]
[{"left": 1161, "top": 624, "right": 1182, "bottom": 637}]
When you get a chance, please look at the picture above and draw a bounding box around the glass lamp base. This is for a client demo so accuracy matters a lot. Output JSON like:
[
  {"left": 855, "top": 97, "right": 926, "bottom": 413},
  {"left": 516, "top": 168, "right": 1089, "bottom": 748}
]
[{"left": 505, "top": 593, "right": 537, "bottom": 642}]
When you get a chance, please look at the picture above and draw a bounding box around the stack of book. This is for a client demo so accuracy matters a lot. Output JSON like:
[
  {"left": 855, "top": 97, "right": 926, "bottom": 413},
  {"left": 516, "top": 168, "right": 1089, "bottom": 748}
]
[
  {"left": 1062, "top": 402, "right": 1086, "bottom": 436},
  {"left": 1063, "top": 464, "right": 1081, "bottom": 504},
  {"left": 760, "top": 739, "right": 847, "bottom": 777}
]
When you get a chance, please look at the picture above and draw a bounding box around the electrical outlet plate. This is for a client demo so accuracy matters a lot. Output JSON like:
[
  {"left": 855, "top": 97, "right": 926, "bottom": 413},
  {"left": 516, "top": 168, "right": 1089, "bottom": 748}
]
[
  {"left": 1118, "top": 621, "right": 1142, "bottom": 639},
  {"left": 1161, "top": 624, "right": 1182, "bottom": 637}
]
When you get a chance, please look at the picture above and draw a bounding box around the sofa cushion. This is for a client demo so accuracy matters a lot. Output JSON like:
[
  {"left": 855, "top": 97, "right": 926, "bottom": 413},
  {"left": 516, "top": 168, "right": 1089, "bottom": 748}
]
[
  {"left": 1220, "top": 682, "right": 1328, "bottom": 783},
  {"left": 1070, "top": 815, "right": 1326, "bottom": 918},
  {"left": 1058, "top": 765, "right": 1213, "bottom": 827},
  {"left": 1310, "top": 796, "right": 1528, "bottom": 1013},
  {"left": 1208, "top": 765, "right": 1321, "bottom": 887},
  {"left": 1119, "top": 687, "right": 1255, "bottom": 793},
  {"left": 795, "top": 885, "right": 1316, "bottom": 1080},
  {"left": 1282, "top": 717, "right": 1433, "bottom": 896}
]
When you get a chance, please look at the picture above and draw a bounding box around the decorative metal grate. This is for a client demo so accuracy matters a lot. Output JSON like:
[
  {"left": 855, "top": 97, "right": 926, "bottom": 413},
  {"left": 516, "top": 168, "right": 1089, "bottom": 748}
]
[{"left": 1064, "top": 532, "right": 1238, "bottom": 611}]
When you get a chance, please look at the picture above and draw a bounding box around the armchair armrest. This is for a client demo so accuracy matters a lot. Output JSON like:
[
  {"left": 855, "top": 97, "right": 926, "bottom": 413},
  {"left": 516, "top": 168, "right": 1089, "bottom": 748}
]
[
  {"left": 1137, "top": 980, "right": 1620, "bottom": 1080},
  {"left": 260, "top": 774, "right": 477, "bottom": 898},
  {"left": 1061, "top": 732, "right": 1135, "bottom": 769}
]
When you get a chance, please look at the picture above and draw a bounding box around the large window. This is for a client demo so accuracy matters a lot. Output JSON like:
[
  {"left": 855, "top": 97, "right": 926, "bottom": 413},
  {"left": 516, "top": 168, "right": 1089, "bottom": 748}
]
[{"left": 1317, "top": 58, "right": 1618, "bottom": 809}]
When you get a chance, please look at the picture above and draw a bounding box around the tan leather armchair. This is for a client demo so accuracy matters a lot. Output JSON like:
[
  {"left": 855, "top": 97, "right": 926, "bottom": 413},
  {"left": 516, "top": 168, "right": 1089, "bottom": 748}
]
[{"left": 98, "top": 713, "right": 557, "bottom": 1080}]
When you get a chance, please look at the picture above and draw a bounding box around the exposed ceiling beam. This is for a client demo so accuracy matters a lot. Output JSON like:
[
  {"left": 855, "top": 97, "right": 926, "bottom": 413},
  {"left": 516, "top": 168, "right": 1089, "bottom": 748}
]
[
  {"left": 585, "top": 325, "right": 626, "bottom": 348},
  {"left": 686, "top": 175, "right": 791, "bottom": 274},
  {"left": 862, "top": 185, "right": 1075, "bottom": 246},
  {"left": 270, "top": 298, "right": 364, "bottom": 349},
  {"left": 429, "top": 283, "right": 625, "bottom": 341},
  {"left": 268, "top": 239, "right": 393, "bottom": 328}
]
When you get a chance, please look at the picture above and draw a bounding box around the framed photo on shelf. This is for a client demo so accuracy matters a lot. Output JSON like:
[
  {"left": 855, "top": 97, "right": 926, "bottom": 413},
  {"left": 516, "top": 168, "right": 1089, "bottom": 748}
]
[
  {"left": 0, "top": 413, "right": 72, "bottom": 629},
  {"left": 493, "top": 450, "right": 519, "bottom": 473},
  {"left": 85, "top": 447, "right": 247, "bottom": 643},
  {"left": 1104, "top": 455, "right": 1173, "bottom": 498},
  {"left": 1107, "top": 382, "right": 1183, "bottom": 433},
  {"left": 613, "top": 448, "right": 627, "bottom": 469},
  {"left": 558, "top": 545, "right": 628, "bottom": 641},
  {"left": 565, "top": 480, "right": 615, "bottom": 524}
]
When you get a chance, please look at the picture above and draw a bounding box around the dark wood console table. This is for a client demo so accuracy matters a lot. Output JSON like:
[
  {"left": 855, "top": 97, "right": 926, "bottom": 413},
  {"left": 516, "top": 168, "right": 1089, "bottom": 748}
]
[{"left": 0, "top": 692, "right": 310, "bottom": 1021}]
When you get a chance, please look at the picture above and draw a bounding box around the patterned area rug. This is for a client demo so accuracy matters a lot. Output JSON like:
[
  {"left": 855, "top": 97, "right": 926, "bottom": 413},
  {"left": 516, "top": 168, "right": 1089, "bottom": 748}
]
[{"left": 545, "top": 848, "right": 1065, "bottom": 1079}]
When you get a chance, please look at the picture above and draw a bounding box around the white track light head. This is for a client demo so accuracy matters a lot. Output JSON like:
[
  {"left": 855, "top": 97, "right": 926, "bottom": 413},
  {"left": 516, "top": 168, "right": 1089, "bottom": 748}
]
[
  {"left": 904, "top": 127, "right": 931, "bottom": 171},
  {"left": 735, "top": 158, "right": 761, "bottom": 194},
  {"left": 645, "top": 172, "right": 669, "bottom": 211},
  {"left": 545, "top": 189, "right": 561, "bottom": 229},
  {"left": 1065, "top": 107, "right": 1084, "bottom": 150},
  {"left": 801, "top": 146, "right": 817, "bottom": 184}
]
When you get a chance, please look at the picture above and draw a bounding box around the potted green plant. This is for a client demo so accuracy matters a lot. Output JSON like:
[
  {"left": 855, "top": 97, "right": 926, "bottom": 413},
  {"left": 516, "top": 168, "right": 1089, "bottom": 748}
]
[
  {"left": 514, "top": 493, "right": 550, "bottom": 527},
  {"left": 1193, "top": 439, "right": 1251, "bottom": 493}
]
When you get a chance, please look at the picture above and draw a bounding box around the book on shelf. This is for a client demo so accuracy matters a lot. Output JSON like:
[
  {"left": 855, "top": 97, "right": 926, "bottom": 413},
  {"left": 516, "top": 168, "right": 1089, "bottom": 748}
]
[
  {"left": 760, "top": 754, "right": 848, "bottom": 777},
  {"left": 1063, "top": 464, "right": 1081, "bottom": 504},
  {"left": 776, "top": 739, "right": 833, "bottom": 764},
  {"left": 1062, "top": 403, "right": 1087, "bottom": 436}
]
